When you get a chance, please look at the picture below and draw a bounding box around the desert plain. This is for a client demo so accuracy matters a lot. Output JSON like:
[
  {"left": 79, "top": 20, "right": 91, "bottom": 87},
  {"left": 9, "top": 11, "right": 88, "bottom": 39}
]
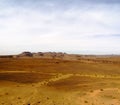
[{"left": 0, "top": 52, "right": 120, "bottom": 105}]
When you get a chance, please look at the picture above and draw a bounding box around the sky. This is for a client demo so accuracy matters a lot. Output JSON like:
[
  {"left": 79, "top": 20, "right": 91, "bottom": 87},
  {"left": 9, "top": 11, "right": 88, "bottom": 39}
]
[{"left": 0, "top": 0, "right": 120, "bottom": 55}]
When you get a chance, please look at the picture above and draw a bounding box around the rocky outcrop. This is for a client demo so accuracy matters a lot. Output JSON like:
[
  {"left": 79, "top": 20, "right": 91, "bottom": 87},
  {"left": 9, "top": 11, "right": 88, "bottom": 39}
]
[
  {"left": 18, "top": 52, "right": 33, "bottom": 57},
  {"left": 18, "top": 52, "right": 70, "bottom": 59},
  {"left": 16, "top": 52, "right": 120, "bottom": 63}
]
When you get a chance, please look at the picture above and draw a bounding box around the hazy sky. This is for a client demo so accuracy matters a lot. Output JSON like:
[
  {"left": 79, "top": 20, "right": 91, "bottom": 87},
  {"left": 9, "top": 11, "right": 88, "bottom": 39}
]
[{"left": 0, "top": 0, "right": 120, "bottom": 55}]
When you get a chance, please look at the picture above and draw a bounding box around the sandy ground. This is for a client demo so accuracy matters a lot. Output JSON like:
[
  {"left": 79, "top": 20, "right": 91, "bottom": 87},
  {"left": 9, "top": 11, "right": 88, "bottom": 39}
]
[
  {"left": 0, "top": 58, "right": 120, "bottom": 105},
  {"left": 0, "top": 73, "right": 120, "bottom": 105}
]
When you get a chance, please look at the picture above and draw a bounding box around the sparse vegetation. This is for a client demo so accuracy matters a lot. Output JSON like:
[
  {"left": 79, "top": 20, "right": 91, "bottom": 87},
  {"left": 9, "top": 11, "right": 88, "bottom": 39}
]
[
  {"left": 84, "top": 100, "right": 88, "bottom": 103},
  {"left": 90, "top": 90, "right": 93, "bottom": 92},
  {"left": 0, "top": 56, "right": 120, "bottom": 105},
  {"left": 100, "top": 89, "right": 104, "bottom": 91}
]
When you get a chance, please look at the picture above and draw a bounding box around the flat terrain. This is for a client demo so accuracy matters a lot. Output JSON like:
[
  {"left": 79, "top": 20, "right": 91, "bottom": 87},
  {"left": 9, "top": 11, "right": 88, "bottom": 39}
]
[{"left": 0, "top": 57, "right": 120, "bottom": 105}]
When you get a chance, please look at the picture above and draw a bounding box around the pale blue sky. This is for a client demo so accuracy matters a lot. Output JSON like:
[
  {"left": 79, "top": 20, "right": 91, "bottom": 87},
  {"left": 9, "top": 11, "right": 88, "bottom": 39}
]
[{"left": 0, "top": 0, "right": 120, "bottom": 55}]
